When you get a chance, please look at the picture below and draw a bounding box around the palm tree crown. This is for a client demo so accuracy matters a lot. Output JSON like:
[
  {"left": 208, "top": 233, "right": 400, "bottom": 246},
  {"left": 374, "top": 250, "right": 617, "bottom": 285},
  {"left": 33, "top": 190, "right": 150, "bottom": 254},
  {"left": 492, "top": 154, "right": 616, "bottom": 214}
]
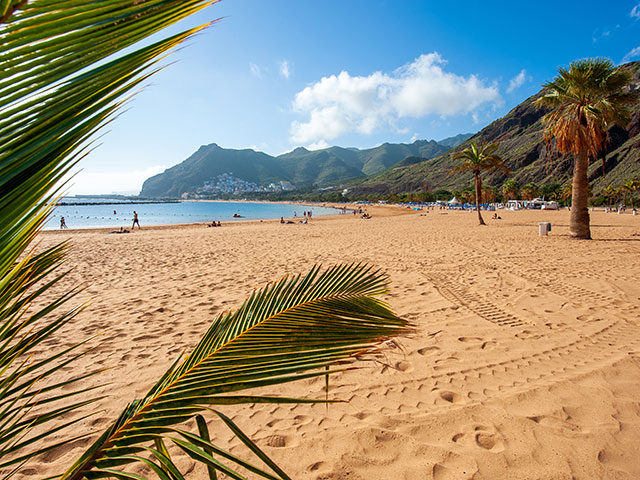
[
  {"left": 502, "top": 180, "right": 520, "bottom": 201},
  {"left": 450, "top": 142, "right": 510, "bottom": 177},
  {"left": 536, "top": 58, "right": 637, "bottom": 158},
  {"left": 450, "top": 142, "right": 510, "bottom": 225}
]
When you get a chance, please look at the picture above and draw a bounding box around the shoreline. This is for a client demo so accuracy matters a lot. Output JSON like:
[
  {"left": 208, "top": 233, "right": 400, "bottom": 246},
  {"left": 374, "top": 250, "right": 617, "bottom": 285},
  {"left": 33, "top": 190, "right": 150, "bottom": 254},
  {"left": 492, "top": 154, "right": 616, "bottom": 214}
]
[
  {"left": 42, "top": 202, "right": 638, "bottom": 235},
  {"left": 42, "top": 202, "right": 403, "bottom": 234}
]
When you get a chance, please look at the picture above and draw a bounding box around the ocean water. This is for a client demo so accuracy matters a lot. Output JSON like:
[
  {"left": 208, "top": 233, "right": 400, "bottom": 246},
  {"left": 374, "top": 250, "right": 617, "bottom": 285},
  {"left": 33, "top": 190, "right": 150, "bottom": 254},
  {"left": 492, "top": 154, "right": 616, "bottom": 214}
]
[{"left": 46, "top": 199, "right": 340, "bottom": 230}]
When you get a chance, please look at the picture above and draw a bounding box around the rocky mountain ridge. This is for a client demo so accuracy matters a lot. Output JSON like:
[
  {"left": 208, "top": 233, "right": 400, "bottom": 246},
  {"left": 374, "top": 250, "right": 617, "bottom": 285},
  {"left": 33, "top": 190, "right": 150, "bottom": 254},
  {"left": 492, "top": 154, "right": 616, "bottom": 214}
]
[{"left": 140, "top": 134, "right": 473, "bottom": 197}]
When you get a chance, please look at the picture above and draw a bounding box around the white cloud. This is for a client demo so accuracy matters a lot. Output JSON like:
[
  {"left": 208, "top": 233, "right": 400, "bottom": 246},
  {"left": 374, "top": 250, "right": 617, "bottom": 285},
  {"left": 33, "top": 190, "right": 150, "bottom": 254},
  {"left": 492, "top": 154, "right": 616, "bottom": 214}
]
[
  {"left": 279, "top": 60, "right": 291, "bottom": 79},
  {"left": 250, "top": 62, "right": 262, "bottom": 78},
  {"left": 506, "top": 69, "right": 529, "bottom": 93},
  {"left": 67, "top": 165, "right": 167, "bottom": 195},
  {"left": 622, "top": 46, "right": 640, "bottom": 63},
  {"left": 410, "top": 133, "right": 420, "bottom": 143},
  {"left": 631, "top": 4, "right": 640, "bottom": 18},
  {"left": 290, "top": 53, "right": 501, "bottom": 144},
  {"left": 307, "top": 140, "right": 330, "bottom": 150}
]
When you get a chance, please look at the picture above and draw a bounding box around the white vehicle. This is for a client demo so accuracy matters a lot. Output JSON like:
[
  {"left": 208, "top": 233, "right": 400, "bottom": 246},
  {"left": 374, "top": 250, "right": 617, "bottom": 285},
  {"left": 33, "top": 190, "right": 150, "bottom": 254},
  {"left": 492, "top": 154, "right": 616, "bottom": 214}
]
[
  {"left": 506, "top": 200, "right": 524, "bottom": 210},
  {"left": 541, "top": 201, "right": 559, "bottom": 210}
]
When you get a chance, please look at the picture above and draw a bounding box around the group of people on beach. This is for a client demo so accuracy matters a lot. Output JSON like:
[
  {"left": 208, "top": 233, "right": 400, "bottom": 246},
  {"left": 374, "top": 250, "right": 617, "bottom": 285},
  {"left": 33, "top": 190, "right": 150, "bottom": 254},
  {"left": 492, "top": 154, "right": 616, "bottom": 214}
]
[
  {"left": 207, "top": 220, "right": 222, "bottom": 227},
  {"left": 280, "top": 210, "right": 313, "bottom": 225},
  {"left": 603, "top": 204, "right": 638, "bottom": 215},
  {"left": 60, "top": 211, "right": 141, "bottom": 230}
]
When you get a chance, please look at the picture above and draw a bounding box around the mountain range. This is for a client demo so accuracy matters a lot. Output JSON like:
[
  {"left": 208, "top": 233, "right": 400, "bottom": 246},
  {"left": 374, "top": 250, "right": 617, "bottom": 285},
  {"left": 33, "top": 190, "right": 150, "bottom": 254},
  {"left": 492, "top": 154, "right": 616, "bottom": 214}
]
[{"left": 139, "top": 135, "right": 472, "bottom": 197}]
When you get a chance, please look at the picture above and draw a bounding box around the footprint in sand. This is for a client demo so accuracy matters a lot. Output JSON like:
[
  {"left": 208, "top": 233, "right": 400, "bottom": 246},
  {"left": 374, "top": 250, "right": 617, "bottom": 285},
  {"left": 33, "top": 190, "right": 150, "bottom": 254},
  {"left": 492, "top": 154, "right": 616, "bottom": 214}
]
[
  {"left": 307, "top": 461, "right": 326, "bottom": 472},
  {"left": 395, "top": 360, "right": 412, "bottom": 372},
  {"left": 475, "top": 432, "right": 497, "bottom": 450},
  {"left": 451, "top": 424, "right": 505, "bottom": 451},
  {"left": 132, "top": 334, "right": 157, "bottom": 342},
  {"left": 458, "top": 336, "right": 483, "bottom": 343},
  {"left": 292, "top": 414, "right": 313, "bottom": 426},
  {"left": 436, "top": 390, "right": 462, "bottom": 404},
  {"left": 515, "top": 330, "right": 542, "bottom": 340},
  {"left": 352, "top": 411, "right": 371, "bottom": 421},
  {"left": 417, "top": 346, "right": 439, "bottom": 356},
  {"left": 263, "top": 435, "right": 289, "bottom": 448},
  {"left": 473, "top": 425, "right": 505, "bottom": 452}
]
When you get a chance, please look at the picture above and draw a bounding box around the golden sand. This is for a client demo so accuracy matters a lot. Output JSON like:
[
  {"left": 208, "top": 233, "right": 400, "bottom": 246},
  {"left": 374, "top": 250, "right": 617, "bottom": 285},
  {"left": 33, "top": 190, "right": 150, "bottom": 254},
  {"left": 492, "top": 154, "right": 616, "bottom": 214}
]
[{"left": 22, "top": 207, "right": 640, "bottom": 479}]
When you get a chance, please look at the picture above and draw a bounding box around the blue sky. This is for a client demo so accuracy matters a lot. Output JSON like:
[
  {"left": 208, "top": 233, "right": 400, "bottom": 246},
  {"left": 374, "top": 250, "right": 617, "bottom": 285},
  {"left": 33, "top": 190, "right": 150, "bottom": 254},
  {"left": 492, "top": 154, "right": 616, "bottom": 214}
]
[{"left": 70, "top": 0, "right": 640, "bottom": 194}]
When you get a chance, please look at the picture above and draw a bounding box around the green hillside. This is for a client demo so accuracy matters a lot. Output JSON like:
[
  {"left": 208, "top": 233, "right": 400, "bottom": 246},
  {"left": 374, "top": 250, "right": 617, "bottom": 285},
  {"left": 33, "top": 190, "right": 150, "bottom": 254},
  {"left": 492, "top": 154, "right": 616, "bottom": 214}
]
[
  {"left": 276, "top": 147, "right": 364, "bottom": 185},
  {"left": 140, "top": 144, "right": 287, "bottom": 198}
]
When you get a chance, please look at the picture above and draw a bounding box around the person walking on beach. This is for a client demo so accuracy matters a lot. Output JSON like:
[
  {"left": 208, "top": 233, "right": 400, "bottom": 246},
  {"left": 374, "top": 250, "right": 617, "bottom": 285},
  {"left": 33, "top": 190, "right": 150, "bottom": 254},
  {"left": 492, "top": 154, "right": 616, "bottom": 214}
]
[
  {"left": 132, "top": 211, "right": 140, "bottom": 229},
  {"left": 60, "top": 216, "right": 67, "bottom": 229}
]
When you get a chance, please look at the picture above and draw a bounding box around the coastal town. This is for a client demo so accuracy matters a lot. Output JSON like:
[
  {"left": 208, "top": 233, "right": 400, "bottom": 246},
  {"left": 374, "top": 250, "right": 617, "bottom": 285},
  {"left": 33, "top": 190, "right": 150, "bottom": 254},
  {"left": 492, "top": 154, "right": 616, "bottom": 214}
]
[{"left": 181, "top": 172, "right": 296, "bottom": 199}]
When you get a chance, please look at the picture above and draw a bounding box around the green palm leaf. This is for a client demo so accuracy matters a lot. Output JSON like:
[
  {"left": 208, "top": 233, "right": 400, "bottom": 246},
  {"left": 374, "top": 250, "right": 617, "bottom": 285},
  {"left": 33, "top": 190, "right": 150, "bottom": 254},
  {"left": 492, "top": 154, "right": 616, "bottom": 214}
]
[
  {"left": 1, "top": 1, "right": 220, "bottom": 475},
  {"left": 63, "top": 263, "right": 409, "bottom": 479}
]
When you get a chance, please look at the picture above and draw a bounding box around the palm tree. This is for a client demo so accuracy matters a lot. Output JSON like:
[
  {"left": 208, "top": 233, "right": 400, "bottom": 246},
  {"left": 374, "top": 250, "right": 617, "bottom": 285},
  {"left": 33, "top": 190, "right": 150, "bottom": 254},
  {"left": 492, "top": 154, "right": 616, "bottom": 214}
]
[
  {"left": 502, "top": 180, "right": 520, "bottom": 202},
  {"left": 633, "top": 178, "right": 640, "bottom": 210},
  {"left": 0, "top": 3, "right": 409, "bottom": 478},
  {"left": 521, "top": 183, "right": 539, "bottom": 201},
  {"left": 601, "top": 184, "right": 617, "bottom": 210},
  {"left": 535, "top": 58, "right": 638, "bottom": 239},
  {"left": 450, "top": 142, "right": 510, "bottom": 225},
  {"left": 560, "top": 183, "right": 573, "bottom": 205},
  {"left": 461, "top": 188, "right": 475, "bottom": 205},
  {"left": 622, "top": 178, "right": 640, "bottom": 209},
  {"left": 482, "top": 185, "right": 500, "bottom": 204}
]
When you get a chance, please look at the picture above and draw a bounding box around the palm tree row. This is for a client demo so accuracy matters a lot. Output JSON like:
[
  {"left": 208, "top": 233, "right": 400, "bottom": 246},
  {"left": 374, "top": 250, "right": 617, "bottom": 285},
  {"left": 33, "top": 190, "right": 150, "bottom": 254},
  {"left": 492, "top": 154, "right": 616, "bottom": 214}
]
[
  {"left": 451, "top": 181, "right": 572, "bottom": 205},
  {"left": 599, "top": 177, "right": 640, "bottom": 210}
]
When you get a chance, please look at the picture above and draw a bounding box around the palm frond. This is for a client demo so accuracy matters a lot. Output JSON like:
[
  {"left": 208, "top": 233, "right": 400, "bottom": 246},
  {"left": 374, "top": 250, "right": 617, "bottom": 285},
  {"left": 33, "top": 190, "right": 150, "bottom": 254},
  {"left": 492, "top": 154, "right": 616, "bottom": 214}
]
[
  {"left": 535, "top": 58, "right": 639, "bottom": 158},
  {"left": 0, "top": 1, "right": 220, "bottom": 475},
  {"left": 63, "top": 263, "right": 409, "bottom": 479},
  {"left": 449, "top": 141, "right": 510, "bottom": 176}
]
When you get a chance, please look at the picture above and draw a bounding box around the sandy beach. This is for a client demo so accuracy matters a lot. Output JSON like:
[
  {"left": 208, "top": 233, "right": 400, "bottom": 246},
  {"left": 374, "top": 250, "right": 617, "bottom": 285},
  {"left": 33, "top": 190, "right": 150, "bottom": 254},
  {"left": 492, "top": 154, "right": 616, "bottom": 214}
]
[{"left": 22, "top": 207, "right": 640, "bottom": 479}]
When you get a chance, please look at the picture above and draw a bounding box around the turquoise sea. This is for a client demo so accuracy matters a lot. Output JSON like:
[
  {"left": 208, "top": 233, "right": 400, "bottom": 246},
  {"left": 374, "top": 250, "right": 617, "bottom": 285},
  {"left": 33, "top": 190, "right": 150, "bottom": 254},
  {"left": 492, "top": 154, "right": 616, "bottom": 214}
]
[{"left": 47, "top": 198, "right": 340, "bottom": 230}]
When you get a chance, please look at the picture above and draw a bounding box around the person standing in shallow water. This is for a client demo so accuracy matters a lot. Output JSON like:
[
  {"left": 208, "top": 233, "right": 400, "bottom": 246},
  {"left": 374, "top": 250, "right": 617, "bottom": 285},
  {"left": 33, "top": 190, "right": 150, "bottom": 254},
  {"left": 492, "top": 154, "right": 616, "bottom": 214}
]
[{"left": 132, "top": 211, "right": 140, "bottom": 229}]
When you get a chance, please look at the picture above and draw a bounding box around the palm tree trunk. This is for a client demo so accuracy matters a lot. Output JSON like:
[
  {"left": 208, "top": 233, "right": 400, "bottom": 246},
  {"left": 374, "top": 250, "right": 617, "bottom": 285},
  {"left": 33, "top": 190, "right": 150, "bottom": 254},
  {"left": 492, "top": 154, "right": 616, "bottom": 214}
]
[
  {"left": 475, "top": 173, "right": 485, "bottom": 225},
  {"left": 570, "top": 151, "right": 591, "bottom": 239}
]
